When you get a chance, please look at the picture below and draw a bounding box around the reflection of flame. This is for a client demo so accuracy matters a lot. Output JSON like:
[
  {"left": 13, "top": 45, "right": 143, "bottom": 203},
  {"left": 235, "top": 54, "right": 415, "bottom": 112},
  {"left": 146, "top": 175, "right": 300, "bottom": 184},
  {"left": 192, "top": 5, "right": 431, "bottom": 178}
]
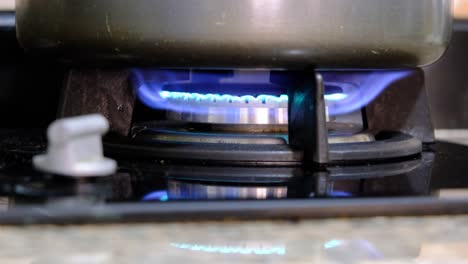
[
  {"left": 170, "top": 242, "right": 286, "bottom": 255},
  {"left": 132, "top": 69, "right": 411, "bottom": 117}
]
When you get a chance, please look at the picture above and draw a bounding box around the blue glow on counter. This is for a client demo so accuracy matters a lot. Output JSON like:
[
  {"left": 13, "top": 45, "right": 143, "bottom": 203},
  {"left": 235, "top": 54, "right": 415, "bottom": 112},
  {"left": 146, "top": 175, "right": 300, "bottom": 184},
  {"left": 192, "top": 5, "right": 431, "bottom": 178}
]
[
  {"left": 324, "top": 239, "right": 345, "bottom": 249},
  {"left": 170, "top": 243, "right": 286, "bottom": 255}
]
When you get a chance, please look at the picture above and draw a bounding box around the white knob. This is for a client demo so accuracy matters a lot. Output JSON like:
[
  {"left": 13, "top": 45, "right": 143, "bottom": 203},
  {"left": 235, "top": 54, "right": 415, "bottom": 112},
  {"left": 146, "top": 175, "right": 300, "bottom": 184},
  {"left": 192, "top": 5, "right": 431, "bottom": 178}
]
[{"left": 33, "top": 114, "right": 117, "bottom": 177}]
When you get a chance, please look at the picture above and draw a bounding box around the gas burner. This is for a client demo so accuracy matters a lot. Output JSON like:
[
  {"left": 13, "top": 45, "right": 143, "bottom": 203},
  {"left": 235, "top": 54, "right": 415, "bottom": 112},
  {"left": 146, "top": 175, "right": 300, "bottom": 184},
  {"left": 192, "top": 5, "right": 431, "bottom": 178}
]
[
  {"left": 100, "top": 69, "right": 428, "bottom": 166},
  {"left": 106, "top": 128, "right": 421, "bottom": 165},
  {"left": 163, "top": 92, "right": 289, "bottom": 125},
  {"left": 131, "top": 121, "right": 373, "bottom": 145}
]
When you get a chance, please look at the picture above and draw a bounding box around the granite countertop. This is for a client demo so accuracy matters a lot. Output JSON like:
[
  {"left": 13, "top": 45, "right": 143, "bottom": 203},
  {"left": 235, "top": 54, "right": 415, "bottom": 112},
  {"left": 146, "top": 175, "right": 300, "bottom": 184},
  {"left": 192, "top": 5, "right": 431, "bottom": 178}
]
[
  {"left": 0, "top": 0, "right": 13, "bottom": 11},
  {"left": 0, "top": 216, "right": 467, "bottom": 263}
]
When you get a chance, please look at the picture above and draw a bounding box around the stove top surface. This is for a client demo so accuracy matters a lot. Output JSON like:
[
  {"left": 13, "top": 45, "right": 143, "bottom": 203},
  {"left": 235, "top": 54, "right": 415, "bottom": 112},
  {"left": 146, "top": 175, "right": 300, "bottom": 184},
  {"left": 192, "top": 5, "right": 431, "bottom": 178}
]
[{"left": 1, "top": 130, "right": 468, "bottom": 224}]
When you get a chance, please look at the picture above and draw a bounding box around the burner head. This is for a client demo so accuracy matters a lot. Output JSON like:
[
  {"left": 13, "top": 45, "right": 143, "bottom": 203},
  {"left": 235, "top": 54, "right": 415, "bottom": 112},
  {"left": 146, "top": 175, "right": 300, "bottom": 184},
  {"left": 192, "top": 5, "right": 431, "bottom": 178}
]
[{"left": 162, "top": 92, "right": 288, "bottom": 125}]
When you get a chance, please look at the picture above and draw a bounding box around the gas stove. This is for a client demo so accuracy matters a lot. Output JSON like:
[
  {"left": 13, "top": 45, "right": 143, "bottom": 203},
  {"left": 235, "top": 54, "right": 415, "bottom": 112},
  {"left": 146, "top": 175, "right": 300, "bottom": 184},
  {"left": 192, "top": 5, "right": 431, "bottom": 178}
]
[
  {"left": 1, "top": 130, "right": 468, "bottom": 224},
  {"left": 0, "top": 0, "right": 466, "bottom": 224}
]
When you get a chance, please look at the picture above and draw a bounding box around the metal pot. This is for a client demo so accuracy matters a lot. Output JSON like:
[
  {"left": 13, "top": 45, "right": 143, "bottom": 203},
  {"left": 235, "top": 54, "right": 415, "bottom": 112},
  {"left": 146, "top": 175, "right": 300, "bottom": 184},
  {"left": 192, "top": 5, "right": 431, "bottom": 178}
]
[{"left": 16, "top": 0, "right": 452, "bottom": 69}]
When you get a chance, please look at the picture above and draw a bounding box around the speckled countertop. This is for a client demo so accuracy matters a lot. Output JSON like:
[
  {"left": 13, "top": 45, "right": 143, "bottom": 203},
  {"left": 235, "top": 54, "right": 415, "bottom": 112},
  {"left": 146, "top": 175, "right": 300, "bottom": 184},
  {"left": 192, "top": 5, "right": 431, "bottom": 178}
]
[{"left": 0, "top": 216, "right": 467, "bottom": 263}]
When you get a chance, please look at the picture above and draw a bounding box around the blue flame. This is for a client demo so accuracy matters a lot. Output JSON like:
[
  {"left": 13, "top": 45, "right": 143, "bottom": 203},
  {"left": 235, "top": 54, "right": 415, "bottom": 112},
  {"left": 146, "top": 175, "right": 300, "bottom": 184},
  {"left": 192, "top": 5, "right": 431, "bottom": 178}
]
[
  {"left": 329, "top": 191, "right": 353, "bottom": 197},
  {"left": 159, "top": 91, "right": 289, "bottom": 104},
  {"left": 170, "top": 243, "right": 286, "bottom": 255},
  {"left": 142, "top": 190, "right": 169, "bottom": 202},
  {"left": 321, "top": 70, "right": 411, "bottom": 115},
  {"left": 133, "top": 69, "right": 411, "bottom": 116},
  {"left": 159, "top": 90, "right": 345, "bottom": 103},
  {"left": 325, "top": 93, "right": 348, "bottom": 101}
]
